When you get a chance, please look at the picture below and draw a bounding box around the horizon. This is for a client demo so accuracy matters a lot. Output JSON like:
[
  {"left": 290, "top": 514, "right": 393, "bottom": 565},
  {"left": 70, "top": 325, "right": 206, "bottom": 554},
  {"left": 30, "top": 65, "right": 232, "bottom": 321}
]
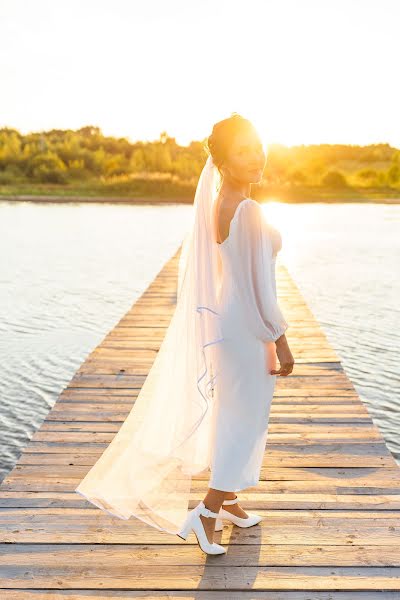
[{"left": 2, "top": 124, "right": 399, "bottom": 152}]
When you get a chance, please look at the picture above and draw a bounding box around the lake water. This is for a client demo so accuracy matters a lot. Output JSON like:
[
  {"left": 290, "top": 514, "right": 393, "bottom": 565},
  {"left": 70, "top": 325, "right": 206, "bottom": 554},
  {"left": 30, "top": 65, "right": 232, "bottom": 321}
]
[{"left": 0, "top": 200, "right": 399, "bottom": 481}]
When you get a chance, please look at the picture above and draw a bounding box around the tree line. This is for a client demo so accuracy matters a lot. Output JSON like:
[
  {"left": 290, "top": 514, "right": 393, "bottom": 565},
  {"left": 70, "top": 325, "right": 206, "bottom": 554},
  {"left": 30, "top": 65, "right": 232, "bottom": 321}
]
[{"left": 0, "top": 125, "right": 399, "bottom": 193}]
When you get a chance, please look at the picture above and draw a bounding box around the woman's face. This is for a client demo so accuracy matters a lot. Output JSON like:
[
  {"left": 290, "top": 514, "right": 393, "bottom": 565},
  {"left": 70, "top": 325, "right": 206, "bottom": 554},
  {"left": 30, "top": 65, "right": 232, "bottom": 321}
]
[{"left": 223, "top": 128, "right": 267, "bottom": 184}]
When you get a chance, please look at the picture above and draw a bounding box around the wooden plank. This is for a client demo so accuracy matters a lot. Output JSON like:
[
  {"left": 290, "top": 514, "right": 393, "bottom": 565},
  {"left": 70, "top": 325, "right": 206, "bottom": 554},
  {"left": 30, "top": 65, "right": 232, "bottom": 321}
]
[
  {"left": 5, "top": 465, "right": 400, "bottom": 485},
  {"left": 1, "top": 543, "right": 400, "bottom": 570},
  {"left": 1, "top": 491, "right": 400, "bottom": 510},
  {"left": 22, "top": 427, "right": 386, "bottom": 445},
  {"left": 47, "top": 401, "right": 371, "bottom": 413},
  {"left": 1, "top": 592, "right": 399, "bottom": 599},
  {"left": 2, "top": 564, "right": 400, "bottom": 591},
  {"left": 1, "top": 509, "right": 400, "bottom": 548},
  {"left": 1, "top": 594, "right": 400, "bottom": 600},
  {"left": 2, "top": 477, "right": 400, "bottom": 495},
  {"left": 9, "top": 445, "right": 398, "bottom": 469}
]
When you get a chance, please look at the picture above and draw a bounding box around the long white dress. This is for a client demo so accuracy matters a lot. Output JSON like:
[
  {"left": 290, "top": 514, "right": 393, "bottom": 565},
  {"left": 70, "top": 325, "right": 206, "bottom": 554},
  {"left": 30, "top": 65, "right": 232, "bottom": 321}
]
[
  {"left": 74, "top": 194, "right": 288, "bottom": 534},
  {"left": 208, "top": 198, "right": 289, "bottom": 491}
]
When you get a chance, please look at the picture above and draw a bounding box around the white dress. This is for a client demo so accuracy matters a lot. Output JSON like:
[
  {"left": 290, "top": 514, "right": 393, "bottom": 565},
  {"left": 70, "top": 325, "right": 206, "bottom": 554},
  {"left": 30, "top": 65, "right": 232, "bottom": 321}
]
[
  {"left": 208, "top": 198, "right": 289, "bottom": 492},
  {"left": 74, "top": 195, "right": 289, "bottom": 534}
]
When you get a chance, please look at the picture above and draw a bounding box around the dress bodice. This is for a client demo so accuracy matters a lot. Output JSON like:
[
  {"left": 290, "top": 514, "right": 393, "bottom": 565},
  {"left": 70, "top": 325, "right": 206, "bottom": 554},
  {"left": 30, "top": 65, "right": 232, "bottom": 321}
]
[
  {"left": 214, "top": 198, "right": 288, "bottom": 344},
  {"left": 217, "top": 221, "right": 282, "bottom": 259},
  {"left": 216, "top": 226, "right": 281, "bottom": 308}
]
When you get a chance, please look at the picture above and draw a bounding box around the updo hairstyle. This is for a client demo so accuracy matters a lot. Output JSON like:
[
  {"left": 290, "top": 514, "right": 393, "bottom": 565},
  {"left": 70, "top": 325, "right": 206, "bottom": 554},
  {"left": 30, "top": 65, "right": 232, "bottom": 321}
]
[{"left": 205, "top": 113, "right": 254, "bottom": 176}]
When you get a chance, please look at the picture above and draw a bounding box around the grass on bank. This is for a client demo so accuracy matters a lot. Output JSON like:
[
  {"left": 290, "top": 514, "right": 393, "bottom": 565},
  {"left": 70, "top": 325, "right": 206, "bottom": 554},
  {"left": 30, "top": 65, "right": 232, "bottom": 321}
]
[{"left": 1, "top": 172, "right": 400, "bottom": 203}]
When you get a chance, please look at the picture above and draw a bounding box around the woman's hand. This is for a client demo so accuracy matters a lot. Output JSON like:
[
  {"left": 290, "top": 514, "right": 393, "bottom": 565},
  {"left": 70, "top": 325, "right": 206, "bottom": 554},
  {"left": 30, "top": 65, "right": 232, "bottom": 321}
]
[{"left": 271, "top": 335, "right": 294, "bottom": 376}]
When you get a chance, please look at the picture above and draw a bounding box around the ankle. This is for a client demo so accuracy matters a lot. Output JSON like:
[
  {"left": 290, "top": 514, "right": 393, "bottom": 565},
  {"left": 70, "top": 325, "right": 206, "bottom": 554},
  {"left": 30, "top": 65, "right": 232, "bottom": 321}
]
[
  {"left": 202, "top": 499, "right": 223, "bottom": 514},
  {"left": 224, "top": 492, "right": 237, "bottom": 501}
]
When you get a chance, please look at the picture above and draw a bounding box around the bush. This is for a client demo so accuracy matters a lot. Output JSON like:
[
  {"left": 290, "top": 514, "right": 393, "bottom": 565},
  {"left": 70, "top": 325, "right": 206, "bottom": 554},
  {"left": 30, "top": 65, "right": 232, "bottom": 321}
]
[
  {"left": 321, "top": 170, "right": 348, "bottom": 188},
  {"left": 387, "top": 164, "right": 400, "bottom": 185},
  {"left": 288, "top": 169, "right": 308, "bottom": 185},
  {"left": 0, "top": 164, "right": 25, "bottom": 184},
  {"left": 356, "top": 168, "right": 379, "bottom": 186},
  {"left": 30, "top": 151, "right": 67, "bottom": 183}
]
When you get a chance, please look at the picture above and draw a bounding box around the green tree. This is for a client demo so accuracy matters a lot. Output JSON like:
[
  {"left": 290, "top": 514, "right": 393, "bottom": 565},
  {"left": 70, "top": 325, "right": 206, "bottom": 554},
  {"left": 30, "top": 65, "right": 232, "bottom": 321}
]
[
  {"left": 321, "top": 170, "right": 348, "bottom": 188},
  {"left": 288, "top": 169, "right": 308, "bottom": 185},
  {"left": 356, "top": 168, "right": 379, "bottom": 186},
  {"left": 30, "top": 151, "right": 67, "bottom": 183}
]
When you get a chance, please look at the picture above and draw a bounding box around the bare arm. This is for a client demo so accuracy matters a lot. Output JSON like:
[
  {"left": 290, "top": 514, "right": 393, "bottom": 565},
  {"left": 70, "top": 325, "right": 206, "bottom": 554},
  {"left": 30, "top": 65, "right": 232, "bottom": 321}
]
[{"left": 272, "top": 334, "right": 294, "bottom": 376}]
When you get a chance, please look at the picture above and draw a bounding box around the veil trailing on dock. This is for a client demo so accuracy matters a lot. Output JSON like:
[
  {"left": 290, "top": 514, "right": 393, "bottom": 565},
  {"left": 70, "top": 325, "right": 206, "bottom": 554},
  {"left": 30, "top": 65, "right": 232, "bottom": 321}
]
[{"left": 75, "top": 154, "right": 225, "bottom": 535}]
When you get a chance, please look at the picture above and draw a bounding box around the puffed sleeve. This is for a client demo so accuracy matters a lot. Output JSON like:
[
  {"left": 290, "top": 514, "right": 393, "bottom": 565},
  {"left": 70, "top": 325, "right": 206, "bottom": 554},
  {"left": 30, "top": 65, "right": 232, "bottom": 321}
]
[{"left": 228, "top": 199, "right": 289, "bottom": 343}]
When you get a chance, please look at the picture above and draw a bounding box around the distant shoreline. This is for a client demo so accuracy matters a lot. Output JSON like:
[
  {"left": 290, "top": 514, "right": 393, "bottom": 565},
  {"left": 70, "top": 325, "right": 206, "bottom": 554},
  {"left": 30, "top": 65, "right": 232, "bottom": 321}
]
[{"left": 1, "top": 193, "right": 400, "bottom": 204}]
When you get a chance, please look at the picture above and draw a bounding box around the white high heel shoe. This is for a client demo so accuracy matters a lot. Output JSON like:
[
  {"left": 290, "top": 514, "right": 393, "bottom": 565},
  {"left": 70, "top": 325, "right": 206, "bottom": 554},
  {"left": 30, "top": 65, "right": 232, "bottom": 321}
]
[
  {"left": 214, "top": 495, "right": 263, "bottom": 531},
  {"left": 177, "top": 501, "right": 227, "bottom": 555}
]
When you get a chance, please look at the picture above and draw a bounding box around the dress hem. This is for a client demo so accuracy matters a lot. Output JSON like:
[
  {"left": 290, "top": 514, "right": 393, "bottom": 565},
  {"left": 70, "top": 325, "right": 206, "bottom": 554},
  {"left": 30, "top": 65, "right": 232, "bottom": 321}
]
[{"left": 207, "top": 478, "right": 259, "bottom": 493}]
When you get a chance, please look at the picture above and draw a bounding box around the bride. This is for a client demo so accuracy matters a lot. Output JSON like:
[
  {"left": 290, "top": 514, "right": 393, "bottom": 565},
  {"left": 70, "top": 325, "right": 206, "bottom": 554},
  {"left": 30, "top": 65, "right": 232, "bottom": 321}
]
[{"left": 75, "top": 112, "right": 294, "bottom": 556}]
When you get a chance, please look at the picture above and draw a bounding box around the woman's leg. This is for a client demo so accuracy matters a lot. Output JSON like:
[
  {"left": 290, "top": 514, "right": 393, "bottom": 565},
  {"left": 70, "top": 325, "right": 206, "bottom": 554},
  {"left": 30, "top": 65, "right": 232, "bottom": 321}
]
[
  {"left": 201, "top": 487, "right": 251, "bottom": 541},
  {"left": 214, "top": 492, "right": 249, "bottom": 519},
  {"left": 221, "top": 491, "right": 249, "bottom": 518},
  {"left": 200, "top": 488, "right": 225, "bottom": 542}
]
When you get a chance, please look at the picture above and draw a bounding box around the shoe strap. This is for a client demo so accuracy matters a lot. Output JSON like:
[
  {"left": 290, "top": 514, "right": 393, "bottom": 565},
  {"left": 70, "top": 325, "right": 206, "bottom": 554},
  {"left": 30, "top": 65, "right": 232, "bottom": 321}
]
[
  {"left": 199, "top": 502, "right": 220, "bottom": 519},
  {"left": 222, "top": 495, "right": 238, "bottom": 506}
]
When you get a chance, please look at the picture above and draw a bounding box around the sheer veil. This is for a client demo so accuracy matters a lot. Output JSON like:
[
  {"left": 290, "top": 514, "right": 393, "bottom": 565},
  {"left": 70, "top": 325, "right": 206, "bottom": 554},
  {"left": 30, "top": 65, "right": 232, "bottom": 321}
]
[{"left": 75, "top": 154, "right": 224, "bottom": 535}]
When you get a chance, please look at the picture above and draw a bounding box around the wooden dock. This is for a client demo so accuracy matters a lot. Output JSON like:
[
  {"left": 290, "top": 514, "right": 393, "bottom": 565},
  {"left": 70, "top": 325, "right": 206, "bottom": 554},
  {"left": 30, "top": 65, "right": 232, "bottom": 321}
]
[{"left": 1, "top": 245, "right": 400, "bottom": 598}]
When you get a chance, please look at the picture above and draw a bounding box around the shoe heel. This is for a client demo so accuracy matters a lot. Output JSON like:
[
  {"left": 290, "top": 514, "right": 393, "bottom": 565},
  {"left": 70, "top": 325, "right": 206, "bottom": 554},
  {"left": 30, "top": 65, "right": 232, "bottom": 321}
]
[
  {"left": 177, "top": 512, "right": 194, "bottom": 540},
  {"left": 179, "top": 501, "right": 226, "bottom": 555},
  {"left": 215, "top": 517, "right": 224, "bottom": 531}
]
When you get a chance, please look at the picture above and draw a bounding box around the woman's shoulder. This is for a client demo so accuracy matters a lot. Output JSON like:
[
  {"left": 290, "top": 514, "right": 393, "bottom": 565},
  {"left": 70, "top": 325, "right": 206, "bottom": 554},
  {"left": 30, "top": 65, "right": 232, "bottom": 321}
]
[
  {"left": 242, "top": 197, "right": 260, "bottom": 210},
  {"left": 235, "top": 197, "right": 262, "bottom": 220},
  {"left": 234, "top": 198, "right": 266, "bottom": 226},
  {"left": 235, "top": 198, "right": 282, "bottom": 254}
]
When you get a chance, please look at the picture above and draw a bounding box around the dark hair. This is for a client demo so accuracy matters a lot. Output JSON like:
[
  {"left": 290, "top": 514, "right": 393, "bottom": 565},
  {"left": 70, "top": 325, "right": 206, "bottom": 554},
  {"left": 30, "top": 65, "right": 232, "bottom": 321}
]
[{"left": 205, "top": 112, "right": 255, "bottom": 173}]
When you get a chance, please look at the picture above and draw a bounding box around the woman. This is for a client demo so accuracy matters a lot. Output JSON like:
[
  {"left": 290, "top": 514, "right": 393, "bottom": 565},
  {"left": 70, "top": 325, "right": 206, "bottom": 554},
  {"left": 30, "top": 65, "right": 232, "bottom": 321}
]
[{"left": 75, "top": 113, "right": 294, "bottom": 556}]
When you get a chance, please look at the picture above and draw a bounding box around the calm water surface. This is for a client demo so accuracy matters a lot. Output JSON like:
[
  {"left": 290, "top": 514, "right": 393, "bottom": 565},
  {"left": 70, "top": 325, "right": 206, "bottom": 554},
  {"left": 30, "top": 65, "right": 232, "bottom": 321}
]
[{"left": 0, "top": 200, "right": 399, "bottom": 480}]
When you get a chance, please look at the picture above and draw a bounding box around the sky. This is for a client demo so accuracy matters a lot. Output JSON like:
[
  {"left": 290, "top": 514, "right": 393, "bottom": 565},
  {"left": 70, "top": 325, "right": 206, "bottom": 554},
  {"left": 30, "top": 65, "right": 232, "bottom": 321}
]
[{"left": 1, "top": 0, "right": 399, "bottom": 148}]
